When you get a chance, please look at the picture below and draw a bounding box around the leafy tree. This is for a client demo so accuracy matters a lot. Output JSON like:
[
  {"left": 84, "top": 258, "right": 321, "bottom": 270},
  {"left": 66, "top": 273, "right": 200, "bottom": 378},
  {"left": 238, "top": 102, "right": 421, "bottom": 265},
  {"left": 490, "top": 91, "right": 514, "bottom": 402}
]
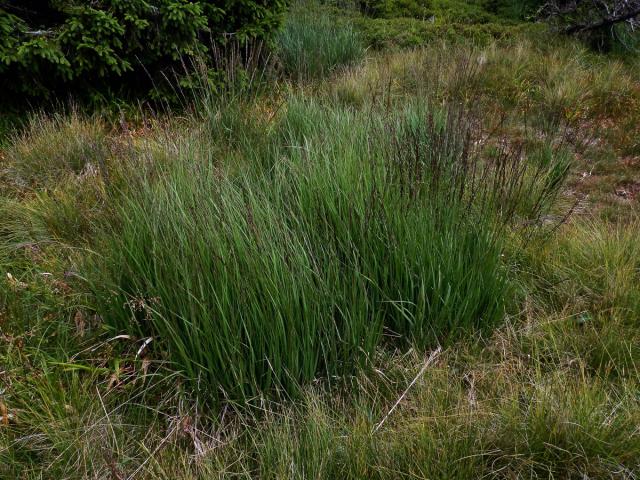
[{"left": 0, "top": 0, "right": 286, "bottom": 101}]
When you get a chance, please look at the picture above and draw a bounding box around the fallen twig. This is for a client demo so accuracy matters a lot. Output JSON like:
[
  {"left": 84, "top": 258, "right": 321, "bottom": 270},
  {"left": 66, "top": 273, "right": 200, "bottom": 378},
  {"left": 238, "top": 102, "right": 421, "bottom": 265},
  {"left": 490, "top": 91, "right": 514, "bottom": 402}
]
[{"left": 373, "top": 346, "right": 442, "bottom": 434}]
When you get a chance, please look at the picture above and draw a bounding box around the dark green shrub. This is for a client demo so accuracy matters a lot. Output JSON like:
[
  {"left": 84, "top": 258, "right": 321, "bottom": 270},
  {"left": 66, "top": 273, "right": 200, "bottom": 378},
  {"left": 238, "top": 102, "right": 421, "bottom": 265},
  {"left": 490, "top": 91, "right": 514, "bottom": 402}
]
[
  {"left": 355, "top": 0, "right": 513, "bottom": 23},
  {"left": 353, "top": 16, "right": 519, "bottom": 48},
  {"left": 357, "top": 0, "right": 434, "bottom": 19},
  {"left": 0, "top": 0, "right": 286, "bottom": 101},
  {"left": 345, "top": 0, "right": 533, "bottom": 49},
  {"left": 479, "top": 0, "right": 542, "bottom": 20}
]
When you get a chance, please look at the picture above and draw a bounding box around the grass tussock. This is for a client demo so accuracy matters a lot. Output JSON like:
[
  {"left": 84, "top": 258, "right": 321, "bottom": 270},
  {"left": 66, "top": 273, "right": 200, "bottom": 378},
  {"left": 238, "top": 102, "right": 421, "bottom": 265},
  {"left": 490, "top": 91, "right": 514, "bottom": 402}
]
[
  {"left": 543, "top": 220, "right": 640, "bottom": 320},
  {"left": 1, "top": 112, "right": 108, "bottom": 194},
  {"left": 87, "top": 98, "right": 567, "bottom": 403},
  {"left": 277, "top": 2, "right": 365, "bottom": 80}
]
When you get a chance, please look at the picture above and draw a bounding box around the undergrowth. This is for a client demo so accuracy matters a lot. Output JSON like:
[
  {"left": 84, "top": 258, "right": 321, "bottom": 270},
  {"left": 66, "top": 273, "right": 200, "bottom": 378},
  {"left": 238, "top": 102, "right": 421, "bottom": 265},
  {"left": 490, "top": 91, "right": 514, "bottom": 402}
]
[{"left": 1, "top": 15, "right": 639, "bottom": 479}]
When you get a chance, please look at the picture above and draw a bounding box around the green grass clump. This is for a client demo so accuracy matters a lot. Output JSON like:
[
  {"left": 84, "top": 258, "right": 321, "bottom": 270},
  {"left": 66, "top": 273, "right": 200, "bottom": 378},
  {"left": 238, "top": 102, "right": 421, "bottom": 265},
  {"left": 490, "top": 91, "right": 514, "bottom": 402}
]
[
  {"left": 539, "top": 220, "right": 640, "bottom": 321},
  {"left": 277, "top": 2, "right": 365, "bottom": 80},
  {"left": 87, "top": 97, "right": 567, "bottom": 403}
]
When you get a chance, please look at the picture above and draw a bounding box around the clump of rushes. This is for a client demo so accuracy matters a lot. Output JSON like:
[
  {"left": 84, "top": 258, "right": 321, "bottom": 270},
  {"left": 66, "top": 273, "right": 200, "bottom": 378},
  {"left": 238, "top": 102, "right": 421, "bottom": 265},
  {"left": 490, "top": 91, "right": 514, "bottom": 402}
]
[
  {"left": 276, "top": 1, "right": 365, "bottom": 80},
  {"left": 91, "top": 97, "right": 569, "bottom": 404}
]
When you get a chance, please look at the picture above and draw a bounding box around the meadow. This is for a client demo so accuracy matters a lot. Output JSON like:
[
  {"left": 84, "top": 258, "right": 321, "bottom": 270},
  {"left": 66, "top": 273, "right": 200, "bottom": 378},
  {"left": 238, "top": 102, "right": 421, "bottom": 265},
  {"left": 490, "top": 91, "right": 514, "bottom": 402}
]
[{"left": 1, "top": 1, "right": 639, "bottom": 478}]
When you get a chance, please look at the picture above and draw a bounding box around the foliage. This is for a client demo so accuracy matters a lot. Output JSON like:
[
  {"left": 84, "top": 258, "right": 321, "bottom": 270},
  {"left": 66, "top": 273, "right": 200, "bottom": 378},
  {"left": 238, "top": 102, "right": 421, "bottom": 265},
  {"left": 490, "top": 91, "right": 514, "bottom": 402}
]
[
  {"left": 1, "top": 18, "right": 639, "bottom": 477},
  {"left": 354, "top": 0, "right": 536, "bottom": 22},
  {"left": 479, "top": 0, "right": 542, "bottom": 20},
  {"left": 357, "top": 0, "right": 436, "bottom": 19},
  {"left": 353, "top": 15, "right": 528, "bottom": 48},
  {"left": 0, "top": 0, "right": 286, "bottom": 101},
  {"left": 321, "top": 0, "right": 544, "bottom": 49}
]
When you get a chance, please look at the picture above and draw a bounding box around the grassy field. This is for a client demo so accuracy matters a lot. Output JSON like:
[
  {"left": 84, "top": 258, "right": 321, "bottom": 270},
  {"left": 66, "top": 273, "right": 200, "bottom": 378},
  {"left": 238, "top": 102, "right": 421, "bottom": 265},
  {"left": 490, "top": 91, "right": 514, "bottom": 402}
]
[{"left": 1, "top": 2, "right": 639, "bottom": 478}]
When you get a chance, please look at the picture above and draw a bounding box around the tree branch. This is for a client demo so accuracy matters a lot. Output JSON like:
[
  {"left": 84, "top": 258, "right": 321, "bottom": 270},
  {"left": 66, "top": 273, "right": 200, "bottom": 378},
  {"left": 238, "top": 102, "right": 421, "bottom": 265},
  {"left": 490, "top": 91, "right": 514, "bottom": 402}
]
[{"left": 564, "top": 6, "right": 640, "bottom": 33}]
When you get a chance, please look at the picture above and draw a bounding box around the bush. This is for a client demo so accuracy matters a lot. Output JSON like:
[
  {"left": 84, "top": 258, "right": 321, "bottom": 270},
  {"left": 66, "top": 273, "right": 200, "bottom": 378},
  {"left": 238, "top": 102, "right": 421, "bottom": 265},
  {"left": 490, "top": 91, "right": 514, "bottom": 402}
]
[
  {"left": 355, "top": 0, "right": 520, "bottom": 23},
  {"left": 339, "top": 0, "right": 541, "bottom": 49},
  {"left": 479, "top": 0, "right": 542, "bottom": 20},
  {"left": 0, "top": 0, "right": 286, "bottom": 101},
  {"left": 353, "top": 16, "right": 521, "bottom": 48},
  {"left": 357, "top": 0, "right": 435, "bottom": 19},
  {"left": 537, "top": 0, "right": 640, "bottom": 52}
]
